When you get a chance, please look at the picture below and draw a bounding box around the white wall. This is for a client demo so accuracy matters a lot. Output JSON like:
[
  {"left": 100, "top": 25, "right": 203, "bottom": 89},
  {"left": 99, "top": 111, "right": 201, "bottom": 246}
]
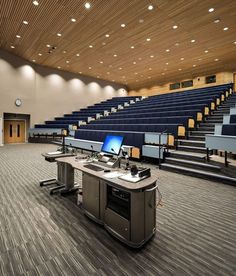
[{"left": 0, "top": 49, "right": 128, "bottom": 126}]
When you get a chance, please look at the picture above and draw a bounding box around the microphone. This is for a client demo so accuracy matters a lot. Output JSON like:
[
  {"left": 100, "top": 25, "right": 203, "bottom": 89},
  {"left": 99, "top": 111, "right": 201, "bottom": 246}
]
[{"left": 90, "top": 145, "right": 94, "bottom": 158}]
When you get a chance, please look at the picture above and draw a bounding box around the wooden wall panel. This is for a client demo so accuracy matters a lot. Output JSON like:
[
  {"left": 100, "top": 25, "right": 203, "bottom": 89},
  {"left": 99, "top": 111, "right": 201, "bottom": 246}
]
[{"left": 128, "top": 72, "right": 234, "bottom": 96}]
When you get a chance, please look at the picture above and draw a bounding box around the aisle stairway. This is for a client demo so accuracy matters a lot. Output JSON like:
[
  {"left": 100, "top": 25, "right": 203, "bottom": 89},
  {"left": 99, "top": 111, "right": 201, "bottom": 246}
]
[{"left": 161, "top": 93, "right": 236, "bottom": 185}]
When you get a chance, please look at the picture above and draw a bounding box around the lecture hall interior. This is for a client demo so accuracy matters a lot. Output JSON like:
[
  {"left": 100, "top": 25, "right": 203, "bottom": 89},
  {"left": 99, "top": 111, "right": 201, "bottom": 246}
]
[{"left": 1, "top": 0, "right": 236, "bottom": 275}]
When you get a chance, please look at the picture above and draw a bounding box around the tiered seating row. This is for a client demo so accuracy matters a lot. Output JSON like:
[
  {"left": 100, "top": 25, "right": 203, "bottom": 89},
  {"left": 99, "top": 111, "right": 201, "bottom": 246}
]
[
  {"left": 75, "top": 84, "right": 233, "bottom": 154},
  {"left": 34, "top": 96, "right": 140, "bottom": 130}
]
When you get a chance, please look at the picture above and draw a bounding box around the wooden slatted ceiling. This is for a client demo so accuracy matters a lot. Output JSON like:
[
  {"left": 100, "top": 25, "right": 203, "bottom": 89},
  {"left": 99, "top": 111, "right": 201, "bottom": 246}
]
[{"left": 1, "top": 0, "right": 236, "bottom": 90}]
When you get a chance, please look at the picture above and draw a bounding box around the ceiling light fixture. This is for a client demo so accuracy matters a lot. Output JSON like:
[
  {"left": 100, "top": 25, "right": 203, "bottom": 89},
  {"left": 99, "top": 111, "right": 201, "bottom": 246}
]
[
  {"left": 119, "top": 67, "right": 122, "bottom": 70},
  {"left": 32, "top": 59, "right": 36, "bottom": 62},
  {"left": 121, "top": 23, "right": 126, "bottom": 28},
  {"left": 105, "top": 34, "right": 110, "bottom": 38},
  {"left": 46, "top": 44, "right": 51, "bottom": 47},
  {"left": 99, "top": 61, "right": 103, "bottom": 64},
  {"left": 66, "top": 60, "right": 69, "bottom": 63},
  {"left": 16, "top": 35, "right": 21, "bottom": 38},
  {"left": 191, "top": 39, "right": 196, "bottom": 43},
  {"left": 193, "top": 64, "right": 196, "bottom": 67},
  {"left": 71, "top": 18, "right": 76, "bottom": 22},
  {"left": 173, "top": 25, "right": 178, "bottom": 29},
  {"left": 214, "top": 18, "right": 220, "bottom": 23},
  {"left": 223, "top": 27, "right": 229, "bottom": 31},
  {"left": 57, "top": 66, "right": 61, "bottom": 69},
  {"left": 57, "top": 33, "right": 62, "bottom": 37},
  {"left": 148, "top": 68, "right": 152, "bottom": 70},
  {"left": 33, "top": 1, "right": 39, "bottom": 6},
  {"left": 113, "top": 54, "right": 117, "bottom": 57},
  {"left": 148, "top": 5, "right": 154, "bottom": 10},
  {"left": 130, "top": 46, "right": 134, "bottom": 49},
  {"left": 150, "top": 55, "right": 154, "bottom": 58},
  {"left": 10, "top": 45, "right": 15, "bottom": 49},
  {"left": 23, "top": 20, "right": 28, "bottom": 25},
  {"left": 180, "top": 57, "right": 184, "bottom": 60},
  {"left": 166, "top": 62, "right": 169, "bottom": 65},
  {"left": 133, "top": 61, "right": 136, "bottom": 64},
  {"left": 63, "top": 50, "right": 67, "bottom": 53},
  {"left": 76, "top": 53, "right": 80, "bottom": 56},
  {"left": 85, "top": 2, "right": 91, "bottom": 9},
  {"left": 89, "top": 45, "right": 93, "bottom": 48},
  {"left": 214, "top": 58, "right": 219, "bottom": 61},
  {"left": 205, "top": 50, "right": 209, "bottom": 53},
  {"left": 38, "top": 53, "right": 42, "bottom": 56},
  {"left": 209, "top": 8, "right": 214, "bottom": 12},
  {"left": 139, "top": 19, "right": 144, "bottom": 23},
  {"left": 88, "top": 66, "right": 92, "bottom": 69},
  {"left": 166, "top": 49, "right": 170, "bottom": 52},
  {"left": 146, "top": 38, "right": 151, "bottom": 41},
  {"left": 178, "top": 68, "right": 182, "bottom": 71},
  {"left": 234, "top": 41, "right": 236, "bottom": 44},
  {"left": 175, "top": 42, "right": 180, "bottom": 46}
]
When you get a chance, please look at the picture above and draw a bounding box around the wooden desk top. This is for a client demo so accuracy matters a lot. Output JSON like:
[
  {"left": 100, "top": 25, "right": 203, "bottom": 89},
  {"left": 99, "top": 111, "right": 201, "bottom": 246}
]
[{"left": 56, "top": 156, "right": 157, "bottom": 191}]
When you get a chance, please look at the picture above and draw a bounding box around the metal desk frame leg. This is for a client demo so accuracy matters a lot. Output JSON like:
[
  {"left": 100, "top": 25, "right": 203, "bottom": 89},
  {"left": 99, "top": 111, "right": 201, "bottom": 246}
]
[
  {"left": 40, "top": 178, "right": 57, "bottom": 187},
  {"left": 56, "top": 161, "right": 79, "bottom": 196}
]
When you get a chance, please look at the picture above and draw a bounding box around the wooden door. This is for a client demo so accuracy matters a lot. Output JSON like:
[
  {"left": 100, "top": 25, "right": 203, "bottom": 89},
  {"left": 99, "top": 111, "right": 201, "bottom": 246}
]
[{"left": 4, "top": 120, "right": 25, "bottom": 144}]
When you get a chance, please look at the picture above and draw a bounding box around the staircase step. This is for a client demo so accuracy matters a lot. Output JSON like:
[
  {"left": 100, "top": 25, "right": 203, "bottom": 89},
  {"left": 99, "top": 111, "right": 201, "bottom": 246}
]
[
  {"left": 198, "top": 126, "right": 215, "bottom": 131},
  {"left": 161, "top": 164, "right": 236, "bottom": 186},
  {"left": 165, "top": 157, "right": 221, "bottom": 172},
  {"left": 168, "top": 150, "right": 206, "bottom": 162},
  {"left": 191, "top": 131, "right": 214, "bottom": 136},
  {"left": 217, "top": 107, "right": 231, "bottom": 110},
  {"left": 199, "top": 123, "right": 215, "bottom": 127},
  {"left": 205, "top": 119, "right": 222, "bottom": 123},
  {"left": 177, "top": 145, "right": 207, "bottom": 153},
  {"left": 178, "top": 139, "right": 205, "bottom": 147},
  {"left": 210, "top": 114, "right": 224, "bottom": 117},
  {"left": 187, "top": 135, "right": 205, "bottom": 141}
]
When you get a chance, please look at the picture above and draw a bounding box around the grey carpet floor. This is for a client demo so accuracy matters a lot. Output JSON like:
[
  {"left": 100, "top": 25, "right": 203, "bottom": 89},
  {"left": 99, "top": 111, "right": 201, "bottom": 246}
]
[{"left": 0, "top": 143, "right": 236, "bottom": 276}]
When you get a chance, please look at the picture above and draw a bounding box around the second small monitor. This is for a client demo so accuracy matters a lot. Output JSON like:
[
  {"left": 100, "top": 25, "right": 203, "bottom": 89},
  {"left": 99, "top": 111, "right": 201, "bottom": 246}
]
[{"left": 101, "top": 134, "right": 124, "bottom": 155}]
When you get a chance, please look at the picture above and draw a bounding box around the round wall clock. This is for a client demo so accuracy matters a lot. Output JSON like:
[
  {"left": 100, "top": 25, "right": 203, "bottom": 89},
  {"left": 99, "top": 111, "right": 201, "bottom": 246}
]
[{"left": 15, "top": 98, "right": 22, "bottom": 107}]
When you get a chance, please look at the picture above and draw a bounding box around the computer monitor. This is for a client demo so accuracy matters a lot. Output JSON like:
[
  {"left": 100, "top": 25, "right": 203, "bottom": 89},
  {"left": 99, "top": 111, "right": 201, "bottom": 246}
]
[{"left": 101, "top": 134, "right": 124, "bottom": 156}]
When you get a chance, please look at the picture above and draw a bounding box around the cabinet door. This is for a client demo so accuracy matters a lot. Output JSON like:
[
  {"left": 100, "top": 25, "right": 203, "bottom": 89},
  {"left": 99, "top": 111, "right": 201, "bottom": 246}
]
[
  {"left": 82, "top": 173, "right": 100, "bottom": 220},
  {"left": 105, "top": 208, "right": 130, "bottom": 241}
]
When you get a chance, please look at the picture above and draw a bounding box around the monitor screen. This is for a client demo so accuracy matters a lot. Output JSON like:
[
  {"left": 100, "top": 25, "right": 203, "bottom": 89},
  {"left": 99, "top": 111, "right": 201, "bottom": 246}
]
[{"left": 101, "top": 135, "right": 124, "bottom": 155}]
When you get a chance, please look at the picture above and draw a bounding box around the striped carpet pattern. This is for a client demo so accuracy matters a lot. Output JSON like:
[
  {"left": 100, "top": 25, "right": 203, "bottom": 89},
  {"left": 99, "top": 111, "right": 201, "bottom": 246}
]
[{"left": 0, "top": 143, "right": 236, "bottom": 276}]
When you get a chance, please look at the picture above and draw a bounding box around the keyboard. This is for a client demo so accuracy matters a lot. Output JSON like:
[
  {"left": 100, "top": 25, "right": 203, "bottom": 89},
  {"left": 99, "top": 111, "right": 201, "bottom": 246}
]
[{"left": 83, "top": 164, "right": 104, "bottom": 171}]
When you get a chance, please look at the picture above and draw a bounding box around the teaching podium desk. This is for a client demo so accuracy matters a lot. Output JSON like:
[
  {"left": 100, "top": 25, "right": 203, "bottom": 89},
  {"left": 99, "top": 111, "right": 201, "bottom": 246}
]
[{"left": 57, "top": 156, "right": 158, "bottom": 248}]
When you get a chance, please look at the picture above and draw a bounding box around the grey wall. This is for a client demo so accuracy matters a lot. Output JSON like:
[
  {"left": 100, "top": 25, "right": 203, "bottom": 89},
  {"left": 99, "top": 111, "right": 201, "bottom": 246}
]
[{"left": 0, "top": 49, "right": 128, "bottom": 127}]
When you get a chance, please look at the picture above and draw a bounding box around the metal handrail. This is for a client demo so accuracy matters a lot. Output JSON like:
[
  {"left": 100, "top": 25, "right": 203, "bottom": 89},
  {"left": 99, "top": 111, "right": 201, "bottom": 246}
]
[{"left": 158, "top": 129, "right": 167, "bottom": 169}]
